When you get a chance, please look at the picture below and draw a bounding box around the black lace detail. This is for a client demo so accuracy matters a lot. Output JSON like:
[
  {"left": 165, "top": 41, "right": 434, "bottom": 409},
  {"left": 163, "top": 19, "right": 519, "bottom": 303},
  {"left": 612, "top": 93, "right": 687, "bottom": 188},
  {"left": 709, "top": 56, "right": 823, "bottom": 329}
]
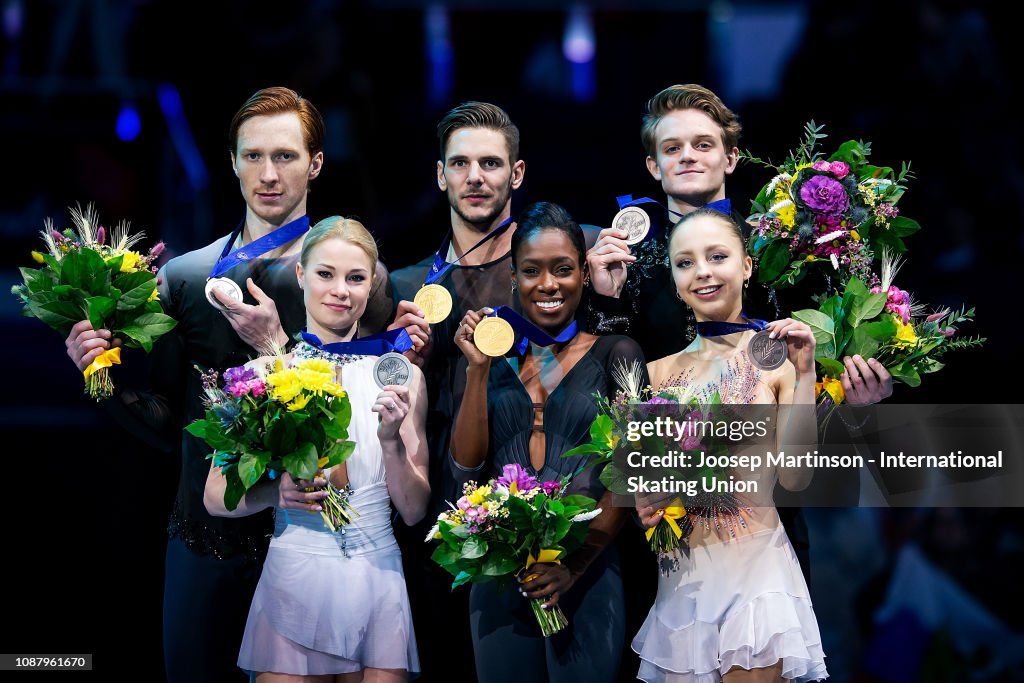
[
  {"left": 167, "top": 502, "right": 269, "bottom": 563},
  {"left": 625, "top": 236, "right": 670, "bottom": 298}
]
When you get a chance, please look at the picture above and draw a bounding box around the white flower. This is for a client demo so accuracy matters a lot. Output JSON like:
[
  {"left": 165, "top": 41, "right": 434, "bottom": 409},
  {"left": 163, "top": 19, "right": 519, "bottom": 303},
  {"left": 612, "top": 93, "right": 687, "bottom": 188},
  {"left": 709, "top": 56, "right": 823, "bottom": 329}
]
[
  {"left": 612, "top": 359, "right": 645, "bottom": 399},
  {"left": 570, "top": 508, "right": 603, "bottom": 523},
  {"left": 814, "top": 229, "right": 847, "bottom": 245},
  {"left": 769, "top": 198, "right": 794, "bottom": 214},
  {"left": 830, "top": 253, "right": 840, "bottom": 270},
  {"left": 424, "top": 523, "right": 440, "bottom": 543},
  {"left": 767, "top": 173, "right": 792, "bottom": 196}
]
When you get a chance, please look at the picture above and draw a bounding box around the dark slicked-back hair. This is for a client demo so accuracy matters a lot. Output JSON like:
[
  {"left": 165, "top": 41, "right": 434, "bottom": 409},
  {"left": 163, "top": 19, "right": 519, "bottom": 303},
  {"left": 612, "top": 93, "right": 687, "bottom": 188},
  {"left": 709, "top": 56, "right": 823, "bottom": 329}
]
[{"left": 437, "top": 101, "right": 520, "bottom": 163}]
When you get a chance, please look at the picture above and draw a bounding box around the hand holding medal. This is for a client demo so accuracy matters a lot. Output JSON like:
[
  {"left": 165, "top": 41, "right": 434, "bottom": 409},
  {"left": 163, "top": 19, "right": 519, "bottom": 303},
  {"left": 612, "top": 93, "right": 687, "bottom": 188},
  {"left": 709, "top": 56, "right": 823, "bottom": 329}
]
[
  {"left": 454, "top": 308, "right": 512, "bottom": 365},
  {"left": 760, "top": 318, "right": 817, "bottom": 377}
]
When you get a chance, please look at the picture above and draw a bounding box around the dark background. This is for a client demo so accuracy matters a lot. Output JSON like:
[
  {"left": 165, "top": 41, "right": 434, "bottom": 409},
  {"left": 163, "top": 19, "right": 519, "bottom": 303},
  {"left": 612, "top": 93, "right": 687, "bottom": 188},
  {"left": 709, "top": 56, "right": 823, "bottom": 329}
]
[{"left": 2, "top": 1, "right": 1021, "bottom": 681}]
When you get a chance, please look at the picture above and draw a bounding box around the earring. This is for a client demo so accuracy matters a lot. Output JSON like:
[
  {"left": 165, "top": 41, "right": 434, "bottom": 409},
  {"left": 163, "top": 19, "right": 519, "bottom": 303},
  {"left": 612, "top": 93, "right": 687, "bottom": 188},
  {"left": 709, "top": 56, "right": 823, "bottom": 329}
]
[
  {"left": 511, "top": 281, "right": 517, "bottom": 293},
  {"left": 675, "top": 289, "right": 684, "bottom": 301},
  {"left": 744, "top": 278, "right": 749, "bottom": 289}
]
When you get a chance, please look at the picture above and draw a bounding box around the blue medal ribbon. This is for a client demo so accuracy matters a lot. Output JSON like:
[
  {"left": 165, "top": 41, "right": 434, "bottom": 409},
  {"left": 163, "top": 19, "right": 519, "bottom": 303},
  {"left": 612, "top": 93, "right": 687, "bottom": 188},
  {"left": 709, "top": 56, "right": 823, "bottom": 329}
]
[
  {"left": 696, "top": 317, "right": 768, "bottom": 338},
  {"left": 300, "top": 328, "right": 414, "bottom": 356},
  {"left": 423, "top": 216, "right": 514, "bottom": 286},
  {"left": 209, "top": 215, "right": 311, "bottom": 279},
  {"left": 487, "top": 306, "right": 578, "bottom": 355},
  {"left": 614, "top": 194, "right": 732, "bottom": 235}
]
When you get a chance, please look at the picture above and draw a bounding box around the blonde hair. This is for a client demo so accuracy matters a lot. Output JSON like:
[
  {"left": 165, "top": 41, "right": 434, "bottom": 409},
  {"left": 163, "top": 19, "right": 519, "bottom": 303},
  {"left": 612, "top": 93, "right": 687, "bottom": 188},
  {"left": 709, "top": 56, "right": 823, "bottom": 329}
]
[
  {"left": 301, "top": 216, "right": 378, "bottom": 274},
  {"left": 640, "top": 84, "right": 741, "bottom": 158}
]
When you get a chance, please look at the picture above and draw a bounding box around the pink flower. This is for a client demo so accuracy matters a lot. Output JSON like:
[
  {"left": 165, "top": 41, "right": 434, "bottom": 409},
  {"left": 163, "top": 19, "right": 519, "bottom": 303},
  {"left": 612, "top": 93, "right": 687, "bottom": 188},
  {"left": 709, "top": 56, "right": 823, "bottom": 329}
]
[
  {"left": 944, "top": 327, "right": 957, "bottom": 337},
  {"left": 829, "top": 161, "right": 850, "bottom": 179},
  {"left": 541, "top": 480, "right": 562, "bottom": 496},
  {"left": 681, "top": 435, "right": 703, "bottom": 451},
  {"left": 812, "top": 160, "right": 831, "bottom": 172}
]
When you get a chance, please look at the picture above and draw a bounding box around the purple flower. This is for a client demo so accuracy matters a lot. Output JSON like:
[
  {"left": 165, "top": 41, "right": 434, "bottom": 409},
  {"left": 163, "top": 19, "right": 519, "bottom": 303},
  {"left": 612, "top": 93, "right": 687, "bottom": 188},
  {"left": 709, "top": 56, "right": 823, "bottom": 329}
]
[
  {"left": 96, "top": 226, "right": 106, "bottom": 245},
  {"left": 800, "top": 175, "right": 850, "bottom": 215},
  {"left": 496, "top": 463, "right": 539, "bottom": 494},
  {"left": 224, "top": 366, "right": 259, "bottom": 385},
  {"left": 150, "top": 241, "right": 166, "bottom": 258},
  {"left": 541, "top": 480, "right": 562, "bottom": 496}
]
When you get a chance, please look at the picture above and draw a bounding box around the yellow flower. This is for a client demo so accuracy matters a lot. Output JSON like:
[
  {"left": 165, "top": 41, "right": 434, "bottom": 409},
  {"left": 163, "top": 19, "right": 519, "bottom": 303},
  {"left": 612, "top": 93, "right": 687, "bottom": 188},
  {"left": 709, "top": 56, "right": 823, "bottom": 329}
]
[
  {"left": 805, "top": 255, "right": 817, "bottom": 262},
  {"left": 892, "top": 316, "right": 918, "bottom": 349},
  {"left": 288, "top": 393, "right": 312, "bottom": 411},
  {"left": 31, "top": 251, "right": 45, "bottom": 264},
  {"left": 468, "top": 485, "right": 492, "bottom": 506},
  {"left": 119, "top": 250, "right": 142, "bottom": 273},
  {"left": 815, "top": 377, "right": 845, "bottom": 404},
  {"left": 770, "top": 199, "right": 796, "bottom": 228},
  {"left": 148, "top": 288, "right": 160, "bottom": 303},
  {"left": 267, "top": 368, "right": 304, "bottom": 403},
  {"left": 850, "top": 230, "right": 861, "bottom": 241}
]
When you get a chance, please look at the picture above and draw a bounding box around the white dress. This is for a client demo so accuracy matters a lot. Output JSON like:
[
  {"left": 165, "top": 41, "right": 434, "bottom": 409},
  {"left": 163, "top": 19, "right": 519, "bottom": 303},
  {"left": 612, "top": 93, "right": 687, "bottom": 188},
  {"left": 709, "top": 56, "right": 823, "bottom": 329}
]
[
  {"left": 237, "top": 353, "right": 419, "bottom": 675},
  {"left": 632, "top": 333, "right": 827, "bottom": 682}
]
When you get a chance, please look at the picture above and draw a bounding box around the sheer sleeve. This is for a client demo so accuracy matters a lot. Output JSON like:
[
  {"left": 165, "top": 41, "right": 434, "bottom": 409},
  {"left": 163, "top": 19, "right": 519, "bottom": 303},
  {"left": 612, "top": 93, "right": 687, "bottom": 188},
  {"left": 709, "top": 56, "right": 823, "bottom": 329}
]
[{"left": 580, "top": 288, "right": 638, "bottom": 337}]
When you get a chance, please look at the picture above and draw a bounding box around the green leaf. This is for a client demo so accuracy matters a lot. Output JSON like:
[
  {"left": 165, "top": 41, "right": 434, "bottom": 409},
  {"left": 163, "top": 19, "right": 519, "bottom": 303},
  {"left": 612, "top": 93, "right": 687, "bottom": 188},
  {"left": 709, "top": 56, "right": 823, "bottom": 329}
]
[
  {"left": 30, "top": 299, "right": 85, "bottom": 332},
  {"left": 846, "top": 319, "right": 897, "bottom": 359},
  {"left": 322, "top": 439, "right": 355, "bottom": 467},
  {"left": 888, "top": 216, "right": 920, "bottom": 237},
  {"left": 818, "top": 358, "right": 846, "bottom": 378},
  {"left": 184, "top": 420, "right": 208, "bottom": 439},
  {"left": 283, "top": 442, "right": 319, "bottom": 480},
  {"left": 118, "top": 313, "right": 177, "bottom": 346},
  {"left": 819, "top": 294, "right": 842, "bottom": 322},
  {"left": 223, "top": 467, "right": 246, "bottom": 512},
  {"left": 560, "top": 494, "right": 597, "bottom": 510},
  {"left": 793, "top": 308, "right": 836, "bottom": 358},
  {"left": 86, "top": 296, "right": 117, "bottom": 329},
  {"left": 18, "top": 266, "right": 54, "bottom": 293},
  {"left": 452, "top": 569, "right": 476, "bottom": 588},
  {"left": 430, "top": 543, "right": 461, "bottom": 567},
  {"left": 758, "top": 239, "right": 791, "bottom": 283},
  {"left": 889, "top": 362, "right": 921, "bottom": 387},
  {"left": 238, "top": 450, "right": 272, "bottom": 488},
  {"left": 481, "top": 549, "right": 520, "bottom": 577},
  {"left": 849, "top": 292, "right": 888, "bottom": 327},
  {"left": 830, "top": 140, "right": 868, "bottom": 166},
  {"left": 114, "top": 271, "right": 158, "bottom": 311},
  {"left": 460, "top": 536, "right": 488, "bottom": 560},
  {"left": 540, "top": 515, "right": 572, "bottom": 548}
]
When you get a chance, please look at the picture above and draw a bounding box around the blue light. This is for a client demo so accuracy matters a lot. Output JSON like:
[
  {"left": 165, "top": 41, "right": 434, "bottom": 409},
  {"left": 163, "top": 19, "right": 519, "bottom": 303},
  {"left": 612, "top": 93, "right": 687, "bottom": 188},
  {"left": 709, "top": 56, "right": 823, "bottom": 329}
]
[{"left": 116, "top": 103, "right": 141, "bottom": 142}]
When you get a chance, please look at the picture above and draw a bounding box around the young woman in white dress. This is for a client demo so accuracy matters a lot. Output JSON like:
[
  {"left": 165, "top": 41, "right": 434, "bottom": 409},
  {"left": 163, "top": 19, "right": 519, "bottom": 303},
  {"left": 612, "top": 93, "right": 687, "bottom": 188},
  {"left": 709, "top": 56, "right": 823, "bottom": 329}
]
[
  {"left": 205, "top": 217, "right": 429, "bottom": 683},
  {"left": 632, "top": 209, "right": 828, "bottom": 683}
]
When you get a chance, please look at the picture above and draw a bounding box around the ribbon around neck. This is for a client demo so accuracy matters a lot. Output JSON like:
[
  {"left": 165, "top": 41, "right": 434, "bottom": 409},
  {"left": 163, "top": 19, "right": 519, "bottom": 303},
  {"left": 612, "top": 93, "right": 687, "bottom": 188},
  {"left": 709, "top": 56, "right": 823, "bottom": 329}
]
[
  {"left": 695, "top": 316, "right": 768, "bottom": 338},
  {"left": 488, "top": 306, "right": 578, "bottom": 355},
  {"left": 424, "top": 216, "right": 514, "bottom": 286},
  {"left": 615, "top": 194, "right": 732, "bottom": 224},
  {"left": 300, "top": 328, "right": 413, "bottom": 357},
  {"left": 209, "top": 215, "right": 311, "bottom": 279}
]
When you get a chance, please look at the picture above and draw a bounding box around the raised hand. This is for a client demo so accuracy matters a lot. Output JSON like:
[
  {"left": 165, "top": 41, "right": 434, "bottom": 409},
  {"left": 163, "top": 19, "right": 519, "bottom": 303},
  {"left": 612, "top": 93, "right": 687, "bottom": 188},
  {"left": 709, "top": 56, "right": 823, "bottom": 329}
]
[{"left": 586, "top": 227, "right": 636, "bottom": 298}]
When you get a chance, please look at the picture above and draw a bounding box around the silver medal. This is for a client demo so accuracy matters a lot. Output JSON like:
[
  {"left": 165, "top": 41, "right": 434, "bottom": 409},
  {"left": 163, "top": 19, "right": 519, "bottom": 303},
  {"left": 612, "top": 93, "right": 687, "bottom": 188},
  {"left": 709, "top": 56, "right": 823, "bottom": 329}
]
[
  {"left": 372, "top": 352, "right": 413, "bottom": 388},
  {"left": 205, "top": 277, "right": 244, "bottom": 310},
  {"left": 611, "top": 206, "right": 651, "bottom": 246},
  {"left": 747, "top": 329, "right": 788, "bottom": 371}
]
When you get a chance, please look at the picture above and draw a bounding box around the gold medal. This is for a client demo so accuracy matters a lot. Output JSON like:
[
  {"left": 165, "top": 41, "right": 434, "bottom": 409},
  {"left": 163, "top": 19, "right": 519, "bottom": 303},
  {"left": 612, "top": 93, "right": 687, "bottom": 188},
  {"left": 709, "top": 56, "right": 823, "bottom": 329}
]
[
  {"left": 473, "top": 316, "right": 515, "bottom": 357},
  {"left": 414, "top": 284, "right": 453, "bottom": 324}
]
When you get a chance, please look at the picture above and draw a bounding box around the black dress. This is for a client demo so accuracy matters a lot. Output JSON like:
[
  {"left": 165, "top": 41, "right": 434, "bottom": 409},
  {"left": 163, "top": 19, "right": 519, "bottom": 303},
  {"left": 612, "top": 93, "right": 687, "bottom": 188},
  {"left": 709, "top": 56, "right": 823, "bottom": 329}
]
[{"left": 459, "top": 335, "right": 647, "bottom": 683}]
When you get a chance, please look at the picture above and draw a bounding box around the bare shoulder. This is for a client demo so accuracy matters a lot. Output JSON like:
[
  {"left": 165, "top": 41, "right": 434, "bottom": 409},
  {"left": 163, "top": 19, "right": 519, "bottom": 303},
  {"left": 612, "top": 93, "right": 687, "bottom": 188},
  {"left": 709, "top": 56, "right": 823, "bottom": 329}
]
[{"left": 647, "top": 349, "right": 692, "bottom": 389}]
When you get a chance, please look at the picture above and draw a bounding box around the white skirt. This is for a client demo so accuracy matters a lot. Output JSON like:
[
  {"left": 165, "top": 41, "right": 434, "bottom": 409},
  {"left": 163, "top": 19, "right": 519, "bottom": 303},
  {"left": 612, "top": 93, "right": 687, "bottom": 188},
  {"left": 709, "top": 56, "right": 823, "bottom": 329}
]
[
  {"left": 238, "top": 482, "right": 419, "bottom": 675},
  {"left": 632, "top": 523, "right": 827, "bottom": 683}
]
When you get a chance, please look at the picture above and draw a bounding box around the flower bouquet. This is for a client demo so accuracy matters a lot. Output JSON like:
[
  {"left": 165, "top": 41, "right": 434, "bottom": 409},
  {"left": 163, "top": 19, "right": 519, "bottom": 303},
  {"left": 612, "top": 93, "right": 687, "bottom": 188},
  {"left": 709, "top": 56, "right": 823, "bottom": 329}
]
[
  {"left": 744, "top": 122, "right": 920, "bottom": 290},
  {"left": 11, "top": 204, "right": 176, "bottom": 399},
  {"left": 563, "top": 362, "right": 751, "bottom": 571},
  {"left": 793, "top": 253, "right": 984, "bottom": 415},
  {"left": 186, "top": 357, "right": 358, "bottom": 531},
  {"left": 426, "top": 463, "right": 601, "bottom": 636}
]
